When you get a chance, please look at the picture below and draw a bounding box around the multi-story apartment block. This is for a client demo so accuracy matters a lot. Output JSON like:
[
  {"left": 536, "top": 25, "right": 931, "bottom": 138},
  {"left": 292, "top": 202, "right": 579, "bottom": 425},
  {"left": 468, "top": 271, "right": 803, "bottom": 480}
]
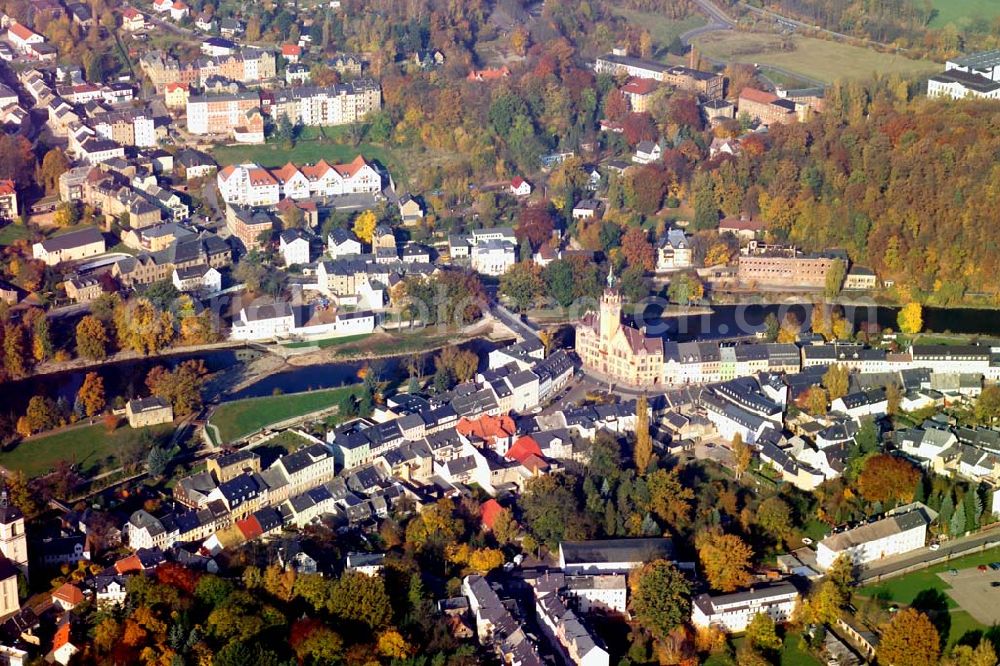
[
  {"left": 737, "top": 252, "right": 840, "bottom": 289},
  {"left": 816, "top": 508, "right": 929, "bottom": 569},
  {"left": 113, "top": 231, "right": 231, "bottom": 286},
  {"left": 225, "top": 205, "right": 276, "bottom": 251},
  {"left": 270, "top": 80, "right": 381, "bottom": 126},
  {"left": 692, "top": 582, "right": 799, "bottom": 633},
  {"left": 217, "top": 156, "right": 382, "bottom": 206},
  {"left": 140, "top": 48, "right": 275, "bottom": 92},
  {"left": 186, "top": 92, "right": 261, "bottom": 136}
]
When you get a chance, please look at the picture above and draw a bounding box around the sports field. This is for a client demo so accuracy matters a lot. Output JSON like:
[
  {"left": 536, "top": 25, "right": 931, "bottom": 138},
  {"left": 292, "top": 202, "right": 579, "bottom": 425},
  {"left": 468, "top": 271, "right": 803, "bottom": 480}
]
[{"left": 693, "top": 32, "right": 940, "bottom": 84}]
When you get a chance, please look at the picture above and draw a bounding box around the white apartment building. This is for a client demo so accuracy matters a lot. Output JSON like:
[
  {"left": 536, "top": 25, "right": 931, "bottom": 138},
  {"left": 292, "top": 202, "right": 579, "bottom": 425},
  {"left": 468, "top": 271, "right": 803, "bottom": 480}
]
[
  {"left": 271, "top": 445, "right": 334, "bottom": 497},
  {"left": 471, "top": 239, "right": 516, "bottom": 276},
  {"left": 216, "top": 156, "right": 381, "bottom": 206},
  {"left": 691, "top": 582, "right": 799, "bottom": 633},
  {"left": 270, "top": 80, "right": 381, "bottom": 126},
  {"left": 216, "top": 164, "right": 281, "bottom": 207},
  {"left": 816, "top": 509, "right": 928, "bottom": 570},
  {"left": 172, "top": 265, "right": 221, "bottom": 294}
]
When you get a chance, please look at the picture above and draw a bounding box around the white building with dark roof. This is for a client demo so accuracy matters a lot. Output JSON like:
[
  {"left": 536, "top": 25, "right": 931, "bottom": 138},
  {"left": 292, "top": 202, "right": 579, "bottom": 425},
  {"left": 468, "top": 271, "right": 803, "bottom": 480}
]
[
  {"left": 816, "top": 508, "right": 929, "bottom": 570},
  {"left": 230, "top": 301, "right": 295, "bottom": 340},
  {"left": 692, "top": 581, "right": 799, "bottom": 633}
]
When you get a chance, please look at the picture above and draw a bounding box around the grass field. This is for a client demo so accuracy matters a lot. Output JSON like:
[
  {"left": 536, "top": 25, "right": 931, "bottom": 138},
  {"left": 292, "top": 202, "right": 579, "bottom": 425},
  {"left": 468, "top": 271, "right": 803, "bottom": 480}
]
[
  {"left": 0, "top": 423, "right": 174, "bottom": 478},
  {"left": 929, "top": 0, "right": 1000, "bottom": 28},
  {"left": 283, "top": 333, "right": 372, "bottom": 349},
  {"left": 693, "top": 32, "right": 940, "bottom": 83},
  {"left": 208, "top": 386, "right": 360, "bottom": 443},
  {"left": 0, "top": 223, "right": 28, "bottom": 245},
  {"left": 703, "top": 631, "right": 821, "bottom": 665},
  {"left": 608, "top": 6, "right": 706, "bottom": 52},
  {"left": 212, "top": 132, "right": 403, "bottom": 179}
]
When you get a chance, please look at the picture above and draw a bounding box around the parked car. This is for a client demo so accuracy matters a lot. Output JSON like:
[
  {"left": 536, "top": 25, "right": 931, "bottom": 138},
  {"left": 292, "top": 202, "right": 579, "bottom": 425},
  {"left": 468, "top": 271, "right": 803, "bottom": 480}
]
[
  {"left": 948, "top": 568, "right": 959, "bottom": 576},
  {"left": 802, "top": 537, "right": 813, "bottom": 545},
  {"left": 988, "top": 562, "right": 1000, "bottom": 570},
  {"left": 977, "top": 564, "right": 989, "bottom": 572},
  {"left": 929, "top": 543, "right": 940, "bottom": 551}
]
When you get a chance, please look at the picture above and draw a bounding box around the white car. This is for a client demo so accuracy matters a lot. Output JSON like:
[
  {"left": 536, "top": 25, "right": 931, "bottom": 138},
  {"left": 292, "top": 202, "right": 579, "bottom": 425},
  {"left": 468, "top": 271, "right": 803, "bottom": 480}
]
[
  {"left": 929, "top": 543, "right": 940, "bottom": 551},
  {"left": 801, "top": 537, "right": 813, "bottom": 545}
]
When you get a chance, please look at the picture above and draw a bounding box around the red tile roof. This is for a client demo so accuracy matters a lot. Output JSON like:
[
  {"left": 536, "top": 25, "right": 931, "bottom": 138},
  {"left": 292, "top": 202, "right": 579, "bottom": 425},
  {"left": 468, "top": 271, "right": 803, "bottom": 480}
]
[
  {"left": 457, "top": 414, "right": 516, "bottom": 445},
  {"left": 506, "top": 435, "right": 542, "bottom": 464},
  {"left": 236, "top": 515, "right": 262, "bottom": 540},
  {"left": 332, "top": 155, "right": 369, "bottom": 178},
  {"left": 165, "top": 82, "right": 186, "bottom": 92},
  {"left": 8, "top": 23, "right": 39, "bottom": 42},
  {"left": 52, "top": 583, "right": 84, "bottom": 605},
  {"left": 622, "top": 77, "right": 658, "bottom": 96},
  {"left": 719, "top": 215, "right": 764, "bottom": 231},
  {"left": 272, "top": 162, "right": 302, "bottom": 183},
  {"left": 480, "top": 499, "right": 503, "bottom": 530},
  {"left": 511, "top": 176, "right": 526, "bottom": 188},
  {"left": 122, "top": 7, "right": 142, "bottom": 18},
  {"left": 114, "top": 554, "right": 142, "bottom": 574},
  {"left": 281, "top": 44, "right": 302, "bottom": 56},
  {"left": 0, "top": 180, "right": 15, "bottom": 196},
  {"left": 739, "top": 87, "right": 779, "bottom": 106}
]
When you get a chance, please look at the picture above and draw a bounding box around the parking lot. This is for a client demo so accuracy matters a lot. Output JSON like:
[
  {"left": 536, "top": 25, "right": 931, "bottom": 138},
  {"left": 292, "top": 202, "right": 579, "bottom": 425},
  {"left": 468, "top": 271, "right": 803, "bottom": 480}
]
[{"left": 939, "top": 564, "right": 1000, "bottom": 625}]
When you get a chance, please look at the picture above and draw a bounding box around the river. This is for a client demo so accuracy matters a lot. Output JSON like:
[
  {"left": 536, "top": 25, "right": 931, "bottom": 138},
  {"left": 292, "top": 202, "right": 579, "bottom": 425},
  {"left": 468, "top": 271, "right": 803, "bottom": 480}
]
[
  {"left": 0, "top": 338, "right": 503, "bottom": 417},
  {"left": 3, "top": 304, "right": 999, "bottom": 417}
]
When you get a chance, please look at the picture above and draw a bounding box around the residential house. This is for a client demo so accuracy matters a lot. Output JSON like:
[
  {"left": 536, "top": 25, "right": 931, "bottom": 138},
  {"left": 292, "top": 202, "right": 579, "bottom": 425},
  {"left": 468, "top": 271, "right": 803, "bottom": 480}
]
[
  {"left": 230, "top": 301, "right": 296, "bottom": 341},
  {"left": 656, "top": 229, "right": 692, "bottom": 271},
  {"left": 279, "top": 229, "right": 310, "bottom": 266},
  {"left": 398, "top": 194, "right": 423, "bottom": 224},
  {"left": 125, "top": 397, "right": 173, "bottom": 428},
  {"left": 510, "top": 177, "right": 532, "bottom": 197},
  {"left": 632, "top": 140, "right": 661, "bottom": 164},
  {"left": 64, "top": 275, "right": 102, "bottom": 302}
]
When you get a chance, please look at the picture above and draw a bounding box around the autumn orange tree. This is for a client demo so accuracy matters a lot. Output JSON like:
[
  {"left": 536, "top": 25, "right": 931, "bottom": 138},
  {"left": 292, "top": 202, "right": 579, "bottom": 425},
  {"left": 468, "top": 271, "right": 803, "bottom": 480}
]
[
  {"left": 76, "top": 372, "right": 106, "bottom": 417},
  {"left": 857, "top": 454, "right": 920, "bottom": 507},
  {"left": 878, "top": 608, "right": 939, "bottom": 666},
  {"left": 697, "top": 531, "right": 754, "bottom": 592}
]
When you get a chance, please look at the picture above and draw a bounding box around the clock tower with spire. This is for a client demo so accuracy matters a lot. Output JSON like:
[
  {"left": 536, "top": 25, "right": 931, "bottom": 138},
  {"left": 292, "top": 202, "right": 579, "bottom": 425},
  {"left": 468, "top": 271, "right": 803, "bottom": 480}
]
[{"left": 0, "top": 490, "right": 28, "bottom": 581}]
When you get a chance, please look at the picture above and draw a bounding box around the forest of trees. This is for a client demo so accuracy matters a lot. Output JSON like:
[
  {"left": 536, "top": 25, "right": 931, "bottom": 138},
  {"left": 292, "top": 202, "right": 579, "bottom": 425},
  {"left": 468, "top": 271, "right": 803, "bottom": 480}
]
[{"left": 737, "top": 0, "right": 1000, "bottom": 58}]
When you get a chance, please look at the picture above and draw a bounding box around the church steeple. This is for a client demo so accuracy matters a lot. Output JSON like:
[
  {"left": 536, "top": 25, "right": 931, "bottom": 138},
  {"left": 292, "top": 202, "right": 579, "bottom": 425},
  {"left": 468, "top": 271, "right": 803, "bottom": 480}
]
[{"left": 606, "top": 264, "right": 616, "bottom": 289}]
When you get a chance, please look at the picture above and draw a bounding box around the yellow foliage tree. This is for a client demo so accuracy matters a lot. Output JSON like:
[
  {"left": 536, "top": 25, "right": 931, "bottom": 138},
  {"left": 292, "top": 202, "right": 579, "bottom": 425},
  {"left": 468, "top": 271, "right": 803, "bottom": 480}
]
[
  {"left": 467, "top": 547, "right": 504, "bottom": 574},
  {"left": 697, "top": 532, "right": 754, "bottom": 592},
  {"left": 353, "top": 210, "right": 377, "bottom": 244},
  {"left": 377, "top": 629, "right": 412, "bottom": 659},
  {"left": 898, "top": 301, "right": 923, "bottom": 335}
]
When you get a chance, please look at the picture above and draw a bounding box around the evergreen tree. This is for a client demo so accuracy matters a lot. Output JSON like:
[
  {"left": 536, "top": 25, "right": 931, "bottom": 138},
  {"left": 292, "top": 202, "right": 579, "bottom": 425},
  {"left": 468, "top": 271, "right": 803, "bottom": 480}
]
[
  {"left": 633, "top": 395, "right": 652, "bottom": 474},
  {"left": 950, "top": 501, "right": 966, "bottom": 537},
  {"left": 939, "top": 493, "right": 954, "bottom": 527},
  {"left": 963, "top": 490, "right": 980, "bottom": 532}
]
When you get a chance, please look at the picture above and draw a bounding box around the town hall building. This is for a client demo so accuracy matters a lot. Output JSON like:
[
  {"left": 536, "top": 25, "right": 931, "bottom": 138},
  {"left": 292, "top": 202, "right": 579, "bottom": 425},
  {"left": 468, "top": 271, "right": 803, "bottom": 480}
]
[{"left": 576, "top": 269, "right": 663, "bottom": 387}]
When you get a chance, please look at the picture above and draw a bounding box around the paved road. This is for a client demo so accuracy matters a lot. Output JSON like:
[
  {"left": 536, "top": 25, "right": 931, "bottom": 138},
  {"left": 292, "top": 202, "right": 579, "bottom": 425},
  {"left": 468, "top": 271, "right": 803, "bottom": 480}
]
[
  {"left": 857, "top": 526, "right": 1000, "bottom": 583},
  {"left": 492, "top": 303, "right": 540, "bottom": 343},
  {"left": 681, "top": 0, "right": 735, "bottom": 45}
]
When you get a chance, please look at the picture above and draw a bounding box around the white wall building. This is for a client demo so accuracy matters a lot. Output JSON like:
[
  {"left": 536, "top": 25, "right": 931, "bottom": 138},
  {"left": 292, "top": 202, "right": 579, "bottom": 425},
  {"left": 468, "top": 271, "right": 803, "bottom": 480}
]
[
  {"left": 279, "top": 230, "right": 310, "bottom": 266},
  {"left": 471, "top": 239, "right": 516, "bottom": 277},
  {"left": 816, "top": 510, "right": 928, "bottom": 570},
  {"left": 230, "top": 302, "right": 296, "bottom": 341},
  {"left": 691, "top": 582, "right": 799, "bottom": 633}
]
